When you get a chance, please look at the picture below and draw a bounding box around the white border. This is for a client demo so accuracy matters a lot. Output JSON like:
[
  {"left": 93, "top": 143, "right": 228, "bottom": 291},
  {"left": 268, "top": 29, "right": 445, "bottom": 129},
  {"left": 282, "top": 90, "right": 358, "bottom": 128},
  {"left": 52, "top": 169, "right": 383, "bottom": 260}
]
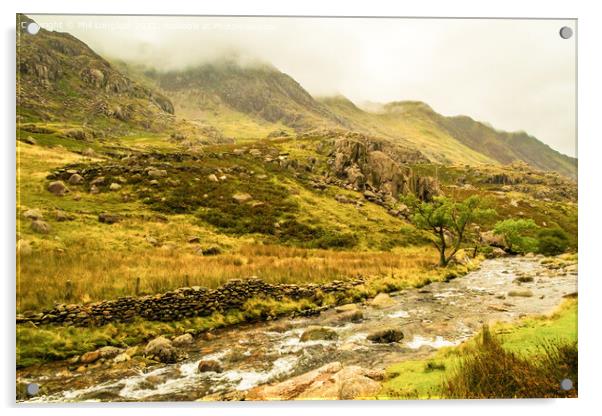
[{"left": 2, "top": 0, "right": 601, "bottom": 415}]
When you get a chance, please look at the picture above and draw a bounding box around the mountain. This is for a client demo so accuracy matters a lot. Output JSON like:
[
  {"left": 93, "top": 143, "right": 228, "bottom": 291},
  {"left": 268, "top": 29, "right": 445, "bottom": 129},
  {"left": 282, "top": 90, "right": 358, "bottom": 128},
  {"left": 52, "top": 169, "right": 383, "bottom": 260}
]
[
  {"left": 16, "top": 14, "right": 576, "bottom": 178},
  {"left": 141, "top": 60, "right": 349, "bottom": 133},
  {"left": 320, "top": 97, "right": 577, "bottom": 179},
  {"left": 17, "top": 14, "right": 179, "bottom": 137}
]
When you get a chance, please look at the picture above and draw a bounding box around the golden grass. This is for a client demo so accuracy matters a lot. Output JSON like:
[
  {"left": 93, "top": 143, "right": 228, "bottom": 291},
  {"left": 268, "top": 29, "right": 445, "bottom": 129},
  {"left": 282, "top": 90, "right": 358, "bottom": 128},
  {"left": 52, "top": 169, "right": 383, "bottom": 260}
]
[{"left": 17, "top": 240, "right": 440, "bottom": 312}]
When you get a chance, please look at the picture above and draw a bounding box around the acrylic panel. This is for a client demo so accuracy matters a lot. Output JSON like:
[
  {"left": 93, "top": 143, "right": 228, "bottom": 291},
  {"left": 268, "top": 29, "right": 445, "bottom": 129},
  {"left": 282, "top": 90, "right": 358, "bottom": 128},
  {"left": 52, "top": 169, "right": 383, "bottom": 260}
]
[{"left": 16, "top": 14, "right": 577, "bottom": 402}]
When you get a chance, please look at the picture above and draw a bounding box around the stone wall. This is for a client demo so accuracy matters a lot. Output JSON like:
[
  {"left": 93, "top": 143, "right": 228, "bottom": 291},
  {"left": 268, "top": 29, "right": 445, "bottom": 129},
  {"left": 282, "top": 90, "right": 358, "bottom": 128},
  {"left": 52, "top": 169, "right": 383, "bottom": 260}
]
[{"left": 16, "top": 277, "right": 364, "bottom": 327}]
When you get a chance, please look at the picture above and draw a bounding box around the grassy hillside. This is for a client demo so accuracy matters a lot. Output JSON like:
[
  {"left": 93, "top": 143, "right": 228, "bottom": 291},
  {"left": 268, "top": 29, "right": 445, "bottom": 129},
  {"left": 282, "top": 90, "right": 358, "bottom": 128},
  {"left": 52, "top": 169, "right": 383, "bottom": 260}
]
[{"left": 380, "top": 297, "right": 577, "bottom": 399}]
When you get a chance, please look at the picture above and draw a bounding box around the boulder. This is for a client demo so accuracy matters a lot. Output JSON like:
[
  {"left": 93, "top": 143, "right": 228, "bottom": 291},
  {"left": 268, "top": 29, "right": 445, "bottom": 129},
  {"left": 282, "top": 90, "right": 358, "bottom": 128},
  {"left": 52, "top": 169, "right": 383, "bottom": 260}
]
[
  {"left": 487, "top": 247, "right": 507, "bottom": 258},
  {"left": 367, "top": 328, "right": 404, "bottom": 343},
  {"left": 335, "top": 309, "right": 364, "bottom": 323},
  {"left": 30, "top": 220, "right": 51, "bottom": 234},
  {"left": 232, "top": 192, "right": 253, "bottom": 204},
  {"left": 172, "top": 333, "right": 194, "bottom": 347},
  {"left": 109, "top": 183, "right": 122, "bottom": 191},
  {"left": 370, "top": 293, "right": 395, "bottom": 308},
  {"left": 198, "top": 360, "right": 223, "bottom": 373},
  {"left": 299, "top": 326, "right": 338, "bottom": 342},
  {"left": 68, "top": 173, "right": 84, "bottom": 185},
  {"left": 80, "top": 350, "right": 101, "bottom": 364},
  {"left": 97, "top": 346, "right": 123, "bottom": 359},
  {"left": 246, "top": 362, "right": 383, "bottom": 400},
  {"left": 144, "top": 336, "right": 178, "bottom": 363},
  {"left": 48, "top": 180, "right": 69, "bottom": 196}
]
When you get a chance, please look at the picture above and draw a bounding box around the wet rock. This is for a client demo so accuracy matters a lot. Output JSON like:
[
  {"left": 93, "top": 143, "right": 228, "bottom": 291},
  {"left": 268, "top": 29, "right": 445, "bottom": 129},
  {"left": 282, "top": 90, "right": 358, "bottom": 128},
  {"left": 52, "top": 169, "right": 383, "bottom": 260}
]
[
  {"left": 30, "top": 220, "right": 51, "bottom": 234},
  {"left": 336, "top": 309, "right": 364, "bottom": 323},
  {"left": 68, "top": 173, "right": 84, "bottom": 185},
  {"left": 300, "top": 326, "right": 338, "bottom": 341},
  {"left": 197, "top": 359, "right": 223, "bottom": 373},
  {"left": 232, "top": 192, "right": 252, "bottom": 204},
  {"left": 98, "top": 213, "right": 120, "bottom": 224},
  {"left": 144, "top": 336, "right": 178, "bottom": 363},
  {"left": 367, "top": 328, "right": 404, "bottom": 343},
  {"left": 48, "top": 180, "right": 69, "bottom": 196},
  {"left": 172, "top": 333, "right": 194, "bottom": 347},
  {"left": 370, "top": 293, "right": 395, "bottom": 308}
]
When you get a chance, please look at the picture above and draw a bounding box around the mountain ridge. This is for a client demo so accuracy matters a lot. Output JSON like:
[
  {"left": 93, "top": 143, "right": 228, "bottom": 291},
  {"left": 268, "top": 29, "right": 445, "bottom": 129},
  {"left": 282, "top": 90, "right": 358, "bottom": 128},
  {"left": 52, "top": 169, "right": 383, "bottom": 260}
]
[{"left": 17, "top": 14, "right": 576, "bottom": 179}]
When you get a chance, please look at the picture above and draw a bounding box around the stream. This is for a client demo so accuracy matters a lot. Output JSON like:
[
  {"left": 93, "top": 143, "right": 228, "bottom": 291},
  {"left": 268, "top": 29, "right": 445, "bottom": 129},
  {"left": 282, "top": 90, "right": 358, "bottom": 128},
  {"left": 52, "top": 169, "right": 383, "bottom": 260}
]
[{"left": 18, "top": 256, "right": 577, "bottom": 402}]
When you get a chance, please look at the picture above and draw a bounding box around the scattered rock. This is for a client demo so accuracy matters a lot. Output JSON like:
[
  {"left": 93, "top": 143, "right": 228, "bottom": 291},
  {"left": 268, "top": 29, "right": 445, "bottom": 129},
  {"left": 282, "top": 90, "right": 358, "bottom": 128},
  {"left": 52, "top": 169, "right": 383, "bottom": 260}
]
[
  {"left": 232, "top": 192, "right": 253, "bottom": 204},
  {"left": 68, "top": 173, "right": 84, "bottom": 185},
  {"left": 299, "top": 326, "right": 338, "bottom": 341},
  {"left": 97, "top": 346, "right": 123, "bottom": 359},
  {"left": 109, "top": 183, "right": 122, "bottom": 191},
  {"left": 198, "top": 360, "right": 223, "bottom": 373},
  {"left": 144, "top": 336, "right": 178, "bottom": 363},
  {"left": 30, "top": 220, "right": 51, "bottom": 234},
  {"left": 207, "top": 174, "right": 219, "bottom": 183},
  {"left": 48, "top": 180, "right": 69, "bottom": 196},
  {"left": 55, "top": 210, "right": 74, "bottom": 221},
  {"left": 148, "top": 169, "right": 168, "bottom": 178},
  {"left": 23, "top": 209, "right": 43, "bottom": 220},
  {"left": 98, "top": 213, "right": 120, "bottom": 224},
  {"left": 90, "top": 177, "right": 105, "bottom": 186},
  {"left": 367, "top": 328, "right": 404, "bottom": 343},
  {"left": 172, "top": 333, "right": 194, "bottom": 347}
]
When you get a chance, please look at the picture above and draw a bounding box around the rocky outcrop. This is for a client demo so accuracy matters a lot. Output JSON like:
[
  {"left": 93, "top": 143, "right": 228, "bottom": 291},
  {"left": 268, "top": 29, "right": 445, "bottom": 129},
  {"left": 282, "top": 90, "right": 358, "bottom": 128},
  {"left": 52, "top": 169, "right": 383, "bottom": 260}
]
[
  {"left": 16, "top": 276, "right": 364, "bottom": 327},
  {"left": 327, "top": 136, "right": 438, "bottom": 201},
  {"left": 246, "top": 362, "right": 384, "bottom": 400}
]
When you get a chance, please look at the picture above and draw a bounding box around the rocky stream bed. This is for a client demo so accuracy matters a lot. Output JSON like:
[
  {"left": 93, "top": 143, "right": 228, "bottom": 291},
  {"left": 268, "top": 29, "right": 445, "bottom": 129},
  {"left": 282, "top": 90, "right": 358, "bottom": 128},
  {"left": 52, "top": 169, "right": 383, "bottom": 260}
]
[{"left": 17, "top": 256, "right": 577, "bottom": 402}]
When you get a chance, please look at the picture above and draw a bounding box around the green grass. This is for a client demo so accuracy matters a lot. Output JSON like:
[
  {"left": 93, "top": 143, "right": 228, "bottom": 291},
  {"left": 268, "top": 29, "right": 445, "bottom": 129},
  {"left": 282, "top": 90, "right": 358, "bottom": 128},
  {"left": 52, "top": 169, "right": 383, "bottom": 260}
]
[{"left": 379, "top": 299, "right": 577, "bottom": 399}]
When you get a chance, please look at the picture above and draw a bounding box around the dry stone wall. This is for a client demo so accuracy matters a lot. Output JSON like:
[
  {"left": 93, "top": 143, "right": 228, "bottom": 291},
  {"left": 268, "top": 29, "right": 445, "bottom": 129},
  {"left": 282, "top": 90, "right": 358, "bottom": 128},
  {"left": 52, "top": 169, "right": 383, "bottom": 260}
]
[{"left": 17, "top": 277, "right": 364, "bottom": 327}]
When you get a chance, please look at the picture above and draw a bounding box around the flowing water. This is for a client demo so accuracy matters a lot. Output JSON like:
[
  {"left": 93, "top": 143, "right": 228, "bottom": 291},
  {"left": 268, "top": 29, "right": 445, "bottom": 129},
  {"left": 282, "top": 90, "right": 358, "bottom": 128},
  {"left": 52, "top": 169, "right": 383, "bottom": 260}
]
[{"left": 18, "top": 256, "right": 577, "bottom": 402}]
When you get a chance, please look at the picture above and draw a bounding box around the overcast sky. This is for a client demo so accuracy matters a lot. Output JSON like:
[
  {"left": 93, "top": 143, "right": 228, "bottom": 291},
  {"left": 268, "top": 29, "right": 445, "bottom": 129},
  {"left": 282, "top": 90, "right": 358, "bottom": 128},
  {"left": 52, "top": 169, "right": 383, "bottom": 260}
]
[{"left": 31, "top": 15, "right": 577, "bottom": 157}]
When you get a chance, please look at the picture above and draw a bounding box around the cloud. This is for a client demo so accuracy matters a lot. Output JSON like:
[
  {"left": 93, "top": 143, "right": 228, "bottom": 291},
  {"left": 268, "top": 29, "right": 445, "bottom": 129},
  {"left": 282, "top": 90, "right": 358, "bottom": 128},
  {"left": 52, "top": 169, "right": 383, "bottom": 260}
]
[{"left": 30, "top": 15, "right": 576, "bottom": 157}]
